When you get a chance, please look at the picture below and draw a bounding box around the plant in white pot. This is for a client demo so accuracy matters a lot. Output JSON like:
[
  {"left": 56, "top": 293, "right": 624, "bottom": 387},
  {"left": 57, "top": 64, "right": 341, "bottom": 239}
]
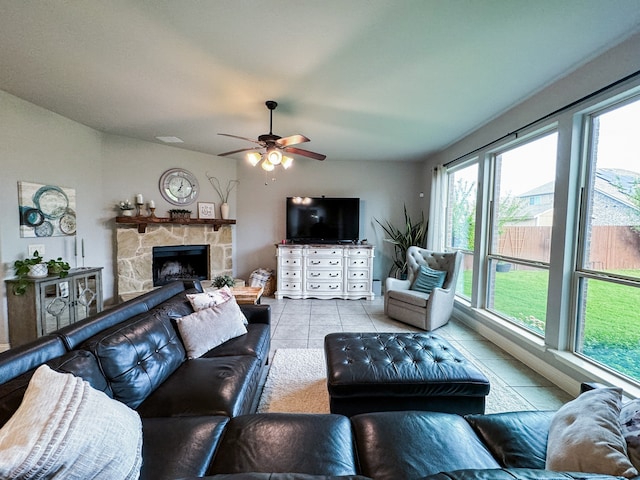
[{"left": 13, "top": 251, "right": 70, "bottom": 295}]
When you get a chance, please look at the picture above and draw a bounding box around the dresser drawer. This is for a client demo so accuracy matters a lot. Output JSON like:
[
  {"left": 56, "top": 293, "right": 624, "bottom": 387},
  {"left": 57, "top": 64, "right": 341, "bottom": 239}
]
[
  {"left": 279, "top": 281, "right": 301, "bottom": 291},
  {"left": 348, "top": 282, "right": 370, "bottom": 292},
  {"left": 307, "top": 270, "right": 342, "bottom": 280},
  {"left": 308, "top": 248, "right": 342, "bottom": 256},
  {"left": 306, "top": 282, "right": 342, "bottom": 292},
  {"left": 280, "top": 269, "right": 301, "bottom": 280},
  {"left": 307, "top": 257, "right": 342, "bottom": 268},
  {"left": 280, "top": 257, "right": 301, "bottom": 267},
  {"left": 348, "top": 248, "right": 371, "bottom": 257},
  {"left": 348, "top": 257, "right": 369, "bottom": 267},
  {"left": 347, "top": 270, "right": 369, "bottom": 280}
]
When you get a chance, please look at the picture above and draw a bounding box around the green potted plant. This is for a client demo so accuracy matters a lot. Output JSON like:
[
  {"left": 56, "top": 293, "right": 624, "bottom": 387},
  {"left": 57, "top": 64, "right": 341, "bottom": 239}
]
[
  {"left": 375, "top": 205, "right": 428, "bottom": 279},
  {"left": 12, "top": 251, "right": 70, "bottom": 295},
  {"left": 47, "top": 257, "right": 71, "bottom": 277},
  {"left": 212, "top": 275, "right": 235, "bottom": 288}
]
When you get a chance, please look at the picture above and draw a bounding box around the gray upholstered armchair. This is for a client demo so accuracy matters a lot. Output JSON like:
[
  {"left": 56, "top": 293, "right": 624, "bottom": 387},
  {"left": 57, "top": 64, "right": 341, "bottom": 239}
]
[{"left": 384, "top": 247, "right": 462, "bottom": 331}]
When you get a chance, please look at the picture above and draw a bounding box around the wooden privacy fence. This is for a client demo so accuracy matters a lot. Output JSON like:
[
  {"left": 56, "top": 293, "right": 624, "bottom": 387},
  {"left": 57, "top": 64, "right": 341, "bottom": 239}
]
[{"left": 498, "top": 225, "right": 640, "bottom": 270}]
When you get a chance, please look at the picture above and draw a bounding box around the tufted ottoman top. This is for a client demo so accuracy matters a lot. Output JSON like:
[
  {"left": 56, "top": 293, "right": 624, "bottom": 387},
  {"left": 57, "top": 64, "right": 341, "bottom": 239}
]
[{"left": 324, "top": 332, "right": 490, "bottom": 398}]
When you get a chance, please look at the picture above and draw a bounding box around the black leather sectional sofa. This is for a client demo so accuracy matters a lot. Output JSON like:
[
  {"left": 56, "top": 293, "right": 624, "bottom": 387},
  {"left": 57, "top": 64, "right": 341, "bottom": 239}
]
[{"left": 0, "top": 281, "right": 627, "bottom": 479}]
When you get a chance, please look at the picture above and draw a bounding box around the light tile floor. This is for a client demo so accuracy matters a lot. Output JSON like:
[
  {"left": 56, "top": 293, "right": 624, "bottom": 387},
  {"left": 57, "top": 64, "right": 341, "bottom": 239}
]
[{"left": 260, "top": 295, "right": 574, "bottom": 411}]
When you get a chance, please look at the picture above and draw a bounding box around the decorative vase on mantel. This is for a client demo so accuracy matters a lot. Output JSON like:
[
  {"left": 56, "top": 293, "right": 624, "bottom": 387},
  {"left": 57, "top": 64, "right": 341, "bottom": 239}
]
[{"left": 220, "top": 203, "right": 230, "bottom": 220}]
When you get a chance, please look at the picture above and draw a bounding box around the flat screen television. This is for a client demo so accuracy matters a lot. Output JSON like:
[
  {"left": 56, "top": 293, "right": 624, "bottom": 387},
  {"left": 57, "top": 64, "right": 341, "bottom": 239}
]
[{"left": 286, "top": 197, "right": 360, "bottom": 244}]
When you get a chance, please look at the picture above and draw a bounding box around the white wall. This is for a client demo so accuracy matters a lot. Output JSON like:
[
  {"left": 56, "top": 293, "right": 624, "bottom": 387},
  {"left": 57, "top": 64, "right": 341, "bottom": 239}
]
[
  {"left": 0, "top": 91, "right": 103, "bottom": 346},
  {"left": 0, "top": 89, "right": 425, "bottom": 347},
  {"left": 235, "top": 158, "right": 426, "bottom": 282}
]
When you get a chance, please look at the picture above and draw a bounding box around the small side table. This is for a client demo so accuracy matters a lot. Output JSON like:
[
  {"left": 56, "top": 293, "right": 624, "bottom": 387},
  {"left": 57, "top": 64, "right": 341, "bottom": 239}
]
[{"left": 231, "top": 286, "right": 264, "bottom": 304}]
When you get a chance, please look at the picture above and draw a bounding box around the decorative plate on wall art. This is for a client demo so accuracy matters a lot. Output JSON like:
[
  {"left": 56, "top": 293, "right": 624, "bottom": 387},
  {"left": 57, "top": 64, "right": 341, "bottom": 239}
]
[{"left": 159, "top": 168, "right": 199, "bottom": 206}]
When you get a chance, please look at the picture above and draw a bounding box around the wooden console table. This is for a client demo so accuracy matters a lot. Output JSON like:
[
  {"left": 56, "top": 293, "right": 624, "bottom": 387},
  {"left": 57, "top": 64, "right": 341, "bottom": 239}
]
[{"left": 116, "top": 216, "right": 236, "bottom": 233}]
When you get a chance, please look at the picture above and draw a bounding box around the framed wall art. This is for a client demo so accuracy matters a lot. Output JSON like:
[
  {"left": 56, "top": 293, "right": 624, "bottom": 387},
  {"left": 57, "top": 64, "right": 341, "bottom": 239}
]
[
  {"left": 198, "top": 202, "right": 216, "bottom": 219},
  {"left": 18, "top": 181, "right": 77, "bottom": 238}
]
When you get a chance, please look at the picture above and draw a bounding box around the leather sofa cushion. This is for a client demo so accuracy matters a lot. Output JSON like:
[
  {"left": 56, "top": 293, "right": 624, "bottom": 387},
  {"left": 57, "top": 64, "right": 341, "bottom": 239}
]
[
  {"left": 465, "top": 411, "right": 555, "bottom": 469},
  {"left": 0, "top": 348, "right": 109, "bottom": 427},
  {"left": 136, "top": 355, "right": 262, "bottom": 418},
  {"left": 351, "top": 411, "right": 500, "bottom": 480},
  {"left": 194, "top": 476, "right": 372, "bottom": 479},
  {"left": 209, "top": 413, "right": 358, "bottom": 476},
  {"left": 56, "top": 280, "right": 193, "bottom": 350},
  {"left": 83, "top": 310, "right": 186, "bottom": 409},
  {"left": 202, "top": 324, "right": 270, "bottom": 364},
  {"left": 140, "top": 416, "right": 229, "bottom": 480},
  {"left": 420, "top": 468, "right": 623, "bottom": 479}
]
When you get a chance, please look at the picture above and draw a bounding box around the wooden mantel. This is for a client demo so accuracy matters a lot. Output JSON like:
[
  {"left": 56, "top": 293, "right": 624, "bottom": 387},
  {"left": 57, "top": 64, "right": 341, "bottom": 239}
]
[{"left": 116, "top": 216, "right": 236, "bottom": 233}]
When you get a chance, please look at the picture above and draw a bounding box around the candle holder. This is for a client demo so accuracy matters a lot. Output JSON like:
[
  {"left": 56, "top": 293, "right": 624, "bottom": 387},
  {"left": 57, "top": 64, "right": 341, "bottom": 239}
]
[
  {"left": 136, "top": 202, "right": 144, "bottom": 217},
  {"left": 149, "top": 207, "right": 156, "bottom": 218}
]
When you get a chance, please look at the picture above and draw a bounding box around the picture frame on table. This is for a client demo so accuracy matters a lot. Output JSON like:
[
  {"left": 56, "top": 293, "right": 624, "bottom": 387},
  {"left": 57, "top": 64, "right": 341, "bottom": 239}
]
[{"left": 198, "top": 202, "right": 216, "bottom": 219}]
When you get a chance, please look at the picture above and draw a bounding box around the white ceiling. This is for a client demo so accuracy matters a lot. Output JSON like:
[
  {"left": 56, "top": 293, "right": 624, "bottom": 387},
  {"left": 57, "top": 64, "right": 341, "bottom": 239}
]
[{"left": 1, "top": 1, "right": 640, "bottom": 163}]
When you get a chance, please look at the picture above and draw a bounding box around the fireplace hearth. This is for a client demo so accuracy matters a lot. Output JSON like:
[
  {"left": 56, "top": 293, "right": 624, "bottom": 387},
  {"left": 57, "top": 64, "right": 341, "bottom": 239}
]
[{"left": 153, "top": 245, "right": 209, "bottom": 286}]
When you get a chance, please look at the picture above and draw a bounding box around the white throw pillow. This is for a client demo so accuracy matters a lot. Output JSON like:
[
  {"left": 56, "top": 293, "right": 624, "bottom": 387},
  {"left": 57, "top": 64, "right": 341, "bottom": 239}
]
[
  {"left": 187, "top": 285, "right": 233, "bottom": 311},
  {"left": 0, "top": 365, "right": 142, "bottom": 479},
  {"left": 546, "top": 387, "right": 637, "bottom": 478},
  {"left": 176, "top": 296, "right": 248, "bottom": 359}
]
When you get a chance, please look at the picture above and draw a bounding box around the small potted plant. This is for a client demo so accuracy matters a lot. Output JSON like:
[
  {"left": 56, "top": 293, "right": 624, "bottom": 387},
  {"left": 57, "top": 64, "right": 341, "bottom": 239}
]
[
  {"left": 118, "top": 199, "right": 135, "bottom": 217},
  {"left": 47, "top": 257, "right": 71, "bottom": 277},
  {"left": 212, "top": 275, "right": 235, "bottom": 288},
  {"left": 13, "top": 252, "right": 70, "bottom": 295}
]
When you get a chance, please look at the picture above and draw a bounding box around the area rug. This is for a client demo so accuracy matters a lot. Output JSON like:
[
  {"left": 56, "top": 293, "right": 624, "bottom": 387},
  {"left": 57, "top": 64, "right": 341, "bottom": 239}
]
[{"left": 257, "top": 348, "right": 534, "bottom": 414}]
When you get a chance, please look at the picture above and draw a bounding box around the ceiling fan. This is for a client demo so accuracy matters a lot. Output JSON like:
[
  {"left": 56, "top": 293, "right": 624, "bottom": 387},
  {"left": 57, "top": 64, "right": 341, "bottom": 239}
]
[{"left": 217, "top": 100, "right": 326, "bottom": 171}]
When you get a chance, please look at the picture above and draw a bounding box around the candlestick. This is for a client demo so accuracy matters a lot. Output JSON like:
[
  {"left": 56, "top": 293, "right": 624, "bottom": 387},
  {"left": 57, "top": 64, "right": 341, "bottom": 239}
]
[
  {"left": 136, "top": 193, "right": 143, "bottom": 204},
  {"left": 148, "top": 200, "right": 155, "bottom": 209},
  {"left": 149, "top": 207, "right": 156, "bottom": 218}
]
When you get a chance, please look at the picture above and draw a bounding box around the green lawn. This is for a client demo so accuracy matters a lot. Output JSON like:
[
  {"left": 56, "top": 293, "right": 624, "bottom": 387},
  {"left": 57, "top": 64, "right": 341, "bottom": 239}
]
[{"left": 461, "top": 268, "right": 640, "bottom": 379}]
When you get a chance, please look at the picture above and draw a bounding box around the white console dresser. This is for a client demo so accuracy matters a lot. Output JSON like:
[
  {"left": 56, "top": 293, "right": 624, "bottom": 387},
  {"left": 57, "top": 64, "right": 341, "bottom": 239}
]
[{"left": 275, "top": 244, "right": 375, "bottom": 300}]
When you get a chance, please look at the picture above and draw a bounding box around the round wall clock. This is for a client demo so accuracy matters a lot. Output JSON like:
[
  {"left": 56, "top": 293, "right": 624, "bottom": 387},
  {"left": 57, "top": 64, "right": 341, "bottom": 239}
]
[{"left": 159, "top": 168, "right": 199, "bottom": 205}]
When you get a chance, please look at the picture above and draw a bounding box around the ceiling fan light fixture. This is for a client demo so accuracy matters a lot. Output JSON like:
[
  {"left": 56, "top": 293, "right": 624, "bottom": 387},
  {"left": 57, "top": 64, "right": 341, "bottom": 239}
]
[
  {"left": 247, "top": 152, "right": 262, "bottom": 166},
  {"left": 261, "top": 158, "right": 275, "bottom": 171},
  {"left": 281, "top": 156, "right": 293, "bottom": 169},
  {"left": 267, "top": 148, "right": 282, "bottom": 165}
]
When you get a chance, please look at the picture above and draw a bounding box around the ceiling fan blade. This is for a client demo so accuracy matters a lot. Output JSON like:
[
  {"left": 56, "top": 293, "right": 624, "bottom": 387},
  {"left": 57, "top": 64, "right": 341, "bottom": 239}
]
[
  {"left": 218, "top": 133, "right": 263, "bottom": 146},
  {"left": 283, "top": 146, "right": 326, "bottom": 161},
  {"left": 276, "top": 134, "right": 310, "bottom": 148},
  {"left": 217, "top": 147, "right": 259, "bottom": 157}
]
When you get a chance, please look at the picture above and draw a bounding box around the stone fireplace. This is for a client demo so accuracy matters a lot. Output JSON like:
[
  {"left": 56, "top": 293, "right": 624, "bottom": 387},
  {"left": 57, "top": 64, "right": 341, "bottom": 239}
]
[{"left": 116, "top": 224, "right": 232, "bottom": 297}]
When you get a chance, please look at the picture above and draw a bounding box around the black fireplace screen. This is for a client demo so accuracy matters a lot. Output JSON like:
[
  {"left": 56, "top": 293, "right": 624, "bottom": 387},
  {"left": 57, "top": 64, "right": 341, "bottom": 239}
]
[{"left": 152, "top": 245, "right": 209, "bottom": 286}]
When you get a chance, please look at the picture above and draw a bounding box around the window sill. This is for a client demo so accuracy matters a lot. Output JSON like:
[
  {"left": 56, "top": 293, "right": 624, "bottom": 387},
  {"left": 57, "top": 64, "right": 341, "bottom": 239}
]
[{"left": 453, "top": 300, "right": 640, "bottom": 399}]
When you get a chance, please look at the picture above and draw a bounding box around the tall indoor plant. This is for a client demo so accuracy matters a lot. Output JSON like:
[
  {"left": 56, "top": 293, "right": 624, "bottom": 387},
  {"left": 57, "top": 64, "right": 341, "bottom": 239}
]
[{"left": 376, "top": 205, "right": 427, "bottom": 279}]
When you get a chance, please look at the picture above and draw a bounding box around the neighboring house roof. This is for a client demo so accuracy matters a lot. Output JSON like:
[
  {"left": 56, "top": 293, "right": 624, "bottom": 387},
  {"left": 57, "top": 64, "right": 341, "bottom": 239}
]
[{"left": 513, "top": 168, "right": 640, "bottom": 223}]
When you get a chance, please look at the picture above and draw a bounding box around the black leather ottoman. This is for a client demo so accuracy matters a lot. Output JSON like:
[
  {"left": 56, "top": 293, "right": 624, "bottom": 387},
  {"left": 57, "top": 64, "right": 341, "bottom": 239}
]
[{"left": 324, "top": 332, "right": 490, "bottom": 417}]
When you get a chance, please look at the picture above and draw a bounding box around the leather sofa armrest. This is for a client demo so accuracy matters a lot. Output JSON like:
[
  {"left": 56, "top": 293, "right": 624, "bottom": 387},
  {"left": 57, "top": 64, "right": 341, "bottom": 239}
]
[{"left": 240, "top": 304, "right": 271, "bottom": 325}]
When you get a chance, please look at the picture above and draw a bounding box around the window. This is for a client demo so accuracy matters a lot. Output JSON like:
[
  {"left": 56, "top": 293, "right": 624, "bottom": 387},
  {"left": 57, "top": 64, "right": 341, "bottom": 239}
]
[
  {"left": 575, "top": 96, "right": 640, "bottom": 381},
  {"left": 445, "top": 162, "right": 478, "bottom": 299},
  {"left": 486, "top": 132, "right": 558, "bottom": 335}
]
